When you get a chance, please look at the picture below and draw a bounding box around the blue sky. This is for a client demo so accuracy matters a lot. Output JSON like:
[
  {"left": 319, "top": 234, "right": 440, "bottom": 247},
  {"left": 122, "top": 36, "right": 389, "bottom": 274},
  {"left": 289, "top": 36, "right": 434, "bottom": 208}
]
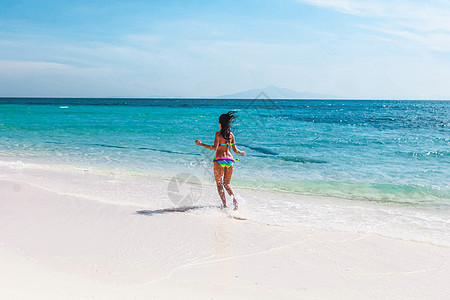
[{"left": 1, "top": 0, "right": 450, "bottom": 99}]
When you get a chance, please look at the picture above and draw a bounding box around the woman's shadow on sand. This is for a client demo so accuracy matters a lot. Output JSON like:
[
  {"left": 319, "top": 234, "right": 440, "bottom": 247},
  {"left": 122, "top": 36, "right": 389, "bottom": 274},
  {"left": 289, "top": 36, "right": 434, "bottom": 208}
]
[{"left": 136, "top": 205, "right": 218, "bottom": 216}]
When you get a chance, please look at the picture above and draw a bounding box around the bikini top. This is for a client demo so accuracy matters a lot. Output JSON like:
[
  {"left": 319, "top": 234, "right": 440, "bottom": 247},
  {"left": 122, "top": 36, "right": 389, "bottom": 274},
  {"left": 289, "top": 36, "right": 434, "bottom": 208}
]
[{"left": 218, "top": 142, "right": 236, "bottom": 147}]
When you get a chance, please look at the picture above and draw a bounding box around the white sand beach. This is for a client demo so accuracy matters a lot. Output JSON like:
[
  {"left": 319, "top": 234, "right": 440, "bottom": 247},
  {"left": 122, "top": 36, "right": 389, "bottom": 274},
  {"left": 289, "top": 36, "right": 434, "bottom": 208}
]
[
  {"left": 2, "top": 0, "right": 450, "bottom": 297},
  {"left": 1, "top": 164, "right": 449, "bottom": 299}
]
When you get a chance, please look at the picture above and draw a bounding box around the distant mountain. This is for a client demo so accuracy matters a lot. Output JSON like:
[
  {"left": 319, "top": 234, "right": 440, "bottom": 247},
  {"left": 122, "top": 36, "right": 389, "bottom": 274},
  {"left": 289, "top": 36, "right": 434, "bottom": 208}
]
[{"left": 218, "top": 86, "right": 335, "bottom": 99}]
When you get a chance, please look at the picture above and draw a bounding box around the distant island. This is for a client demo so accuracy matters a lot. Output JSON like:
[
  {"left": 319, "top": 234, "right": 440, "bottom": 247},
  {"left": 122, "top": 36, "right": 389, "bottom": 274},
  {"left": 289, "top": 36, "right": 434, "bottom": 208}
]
[{"left": 218, "top": 86, "right": 336, "bottom": 99}]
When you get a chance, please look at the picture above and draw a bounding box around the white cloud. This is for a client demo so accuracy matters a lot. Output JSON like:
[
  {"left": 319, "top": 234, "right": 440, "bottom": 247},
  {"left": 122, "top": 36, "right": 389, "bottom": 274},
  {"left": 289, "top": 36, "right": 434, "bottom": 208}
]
[
  {"left": 0, "top": 60, "right": 70, "bottom": 71},
  {"left": 298, "top": 0, "right": 384, "bottom": 16},
  {"left": 298, "top": 0, "right": 450, "bottom": 52},
  {"left": 363, "top": 26, "right": 450, "bottom": 52}
]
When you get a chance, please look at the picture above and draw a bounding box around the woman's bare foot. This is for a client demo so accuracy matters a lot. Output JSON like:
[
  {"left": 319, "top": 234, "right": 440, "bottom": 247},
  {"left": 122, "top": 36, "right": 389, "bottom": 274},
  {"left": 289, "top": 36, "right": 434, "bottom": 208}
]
[{"left": 233, "top": 197, "right": 238, "bottom": 210}]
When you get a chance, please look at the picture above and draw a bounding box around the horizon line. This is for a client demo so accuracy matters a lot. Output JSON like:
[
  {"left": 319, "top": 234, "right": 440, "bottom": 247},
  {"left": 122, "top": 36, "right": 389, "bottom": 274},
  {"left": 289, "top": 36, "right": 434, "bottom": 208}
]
[{"left": 1, "top": 97, "right": 449, "bottom": 101}]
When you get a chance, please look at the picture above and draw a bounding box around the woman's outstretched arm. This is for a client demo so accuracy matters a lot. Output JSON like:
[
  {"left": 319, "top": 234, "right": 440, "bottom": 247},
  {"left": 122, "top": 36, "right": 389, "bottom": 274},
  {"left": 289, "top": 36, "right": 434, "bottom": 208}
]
[
  {"left": 195, "top": 133, "right": 219, "bottom": 151},
  {"left": 231, "top": 134, "right": 245, "bottom": 156}
]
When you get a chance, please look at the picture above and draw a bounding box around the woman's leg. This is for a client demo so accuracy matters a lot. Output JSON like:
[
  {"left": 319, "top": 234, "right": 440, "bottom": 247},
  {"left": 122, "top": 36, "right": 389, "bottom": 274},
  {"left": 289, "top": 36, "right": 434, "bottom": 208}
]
[
  {"left": 223, "top": 165, "right": 237, "bottom": 210},
  {"left": 213, "top": 162, "right": 227, "bottom": 207}
]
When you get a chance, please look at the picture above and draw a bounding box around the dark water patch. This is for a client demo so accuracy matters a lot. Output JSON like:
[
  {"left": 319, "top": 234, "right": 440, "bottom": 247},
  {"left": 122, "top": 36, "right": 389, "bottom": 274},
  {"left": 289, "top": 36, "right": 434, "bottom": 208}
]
[
  {"left": 247, "top": 153, "right": 327, "bottom": 164},
  {"left": 88, "top": 143, "right": 200, "bottom": 156},
  {"left": 247, "top": 154, "right": 270, "bottom": 158},
  {"left": 285, "top": 113, "right": 449, "bottom": 131},
  {"left": 43, "top": 141, "right": 65, "bottom": 145},
  {"left": 278, "top": 155, "right": 327, "bottom": 164},
  {"left": 92, "top": 143, "right": 128, "bottom": 149},
  {"left": 137, "top": 147, "right": 200, "bottom": 156},
  {"left": 239, "top": 143, "right": 278, "bottom": 155}
]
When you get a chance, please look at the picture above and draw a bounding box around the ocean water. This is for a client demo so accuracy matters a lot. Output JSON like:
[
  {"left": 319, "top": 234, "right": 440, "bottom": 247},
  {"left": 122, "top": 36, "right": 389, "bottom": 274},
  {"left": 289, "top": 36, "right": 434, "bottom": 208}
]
[
  {"left": 1, "top": 98, "right": 449, "bottom": 245},
  {"left": 1, "top": 98, "right": 448, "bottom": 204}
]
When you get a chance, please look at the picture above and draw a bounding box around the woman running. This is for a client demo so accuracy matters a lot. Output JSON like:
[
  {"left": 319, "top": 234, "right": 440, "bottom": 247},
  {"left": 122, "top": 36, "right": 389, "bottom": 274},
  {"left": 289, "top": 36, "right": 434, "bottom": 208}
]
[{"left": 195, "top": 111, "right": 245, "bottom": 210}]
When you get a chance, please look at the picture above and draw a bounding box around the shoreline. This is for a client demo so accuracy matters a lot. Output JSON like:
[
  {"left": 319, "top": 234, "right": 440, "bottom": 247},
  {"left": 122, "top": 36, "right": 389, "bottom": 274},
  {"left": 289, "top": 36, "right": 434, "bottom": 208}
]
[
  {"left": 1, "top": 160, "right": 449, "bottom": 247},
  {"left": 1, "top": 178, "right": 449, "bottom": 299},
  {"left": 2, "top": 155, "right": 448, "bottom": 206}
]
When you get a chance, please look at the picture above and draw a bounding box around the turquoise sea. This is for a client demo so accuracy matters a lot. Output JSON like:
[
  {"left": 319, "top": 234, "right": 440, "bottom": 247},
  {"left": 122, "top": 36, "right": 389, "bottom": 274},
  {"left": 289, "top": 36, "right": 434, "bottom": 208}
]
[{"left": 1, "top": 98, "right": 449, "bottom": 208}]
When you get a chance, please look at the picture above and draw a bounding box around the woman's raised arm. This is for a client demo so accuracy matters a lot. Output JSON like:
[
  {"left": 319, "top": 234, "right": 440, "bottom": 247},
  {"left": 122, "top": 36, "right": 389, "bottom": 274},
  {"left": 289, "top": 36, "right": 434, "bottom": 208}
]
[{"left": 195, "top": 133, "right": 219, "bottom": 151}]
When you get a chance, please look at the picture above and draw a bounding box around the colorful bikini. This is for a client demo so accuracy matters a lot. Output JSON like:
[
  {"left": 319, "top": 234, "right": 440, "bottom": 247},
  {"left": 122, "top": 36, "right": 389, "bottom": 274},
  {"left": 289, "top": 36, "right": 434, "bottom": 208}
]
[
  {"left": 218, "top": 142, "right": 236, "bottom": 147},
  {"left": 213, "top": 142, "right": 239, "bottom": 168}
]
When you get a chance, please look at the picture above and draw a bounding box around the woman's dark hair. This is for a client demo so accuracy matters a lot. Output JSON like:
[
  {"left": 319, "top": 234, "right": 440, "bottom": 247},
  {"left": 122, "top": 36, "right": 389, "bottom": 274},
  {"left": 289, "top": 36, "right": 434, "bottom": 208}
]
[{"left": 219, "top": 111, "right": 236, "bottom": 141}]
